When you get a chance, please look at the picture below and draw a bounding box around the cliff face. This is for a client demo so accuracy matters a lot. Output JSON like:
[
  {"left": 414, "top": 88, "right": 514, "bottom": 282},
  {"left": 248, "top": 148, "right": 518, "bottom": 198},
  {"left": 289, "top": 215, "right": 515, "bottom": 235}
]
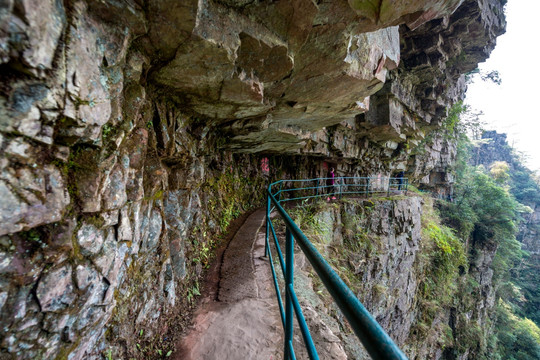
[
  {"left": 0, "top": 0, "right": 505, "bottom": 358},
  {"left": 473, "top": 131, "right": 540, "bottom": 255},
  {"left": 285, "top": 197, "right": 424, "bottom": 359},
  {"left": 472, "top": 130, "right": 540, "bottom": 328},
  {"left": 287, "top": 196, "right": 467, "bottom": 360}
]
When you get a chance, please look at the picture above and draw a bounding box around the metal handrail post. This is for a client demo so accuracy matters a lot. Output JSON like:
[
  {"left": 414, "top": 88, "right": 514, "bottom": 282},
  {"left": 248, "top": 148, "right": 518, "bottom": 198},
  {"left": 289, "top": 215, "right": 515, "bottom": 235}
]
[
  {"left": 265, "top": 193, "right": 271, "bottom": 257},
  {"left": 366, "top": 178, "right": 370, "bottom": 197},
  {"left": 284, "top": 228, "right": 294, "bottom": 359},
  {"left": 339, "top": 177, "right": 343, "bottom": 199},
  {"left": 387, "top": 177, "right": 391, "bottom": 197}
]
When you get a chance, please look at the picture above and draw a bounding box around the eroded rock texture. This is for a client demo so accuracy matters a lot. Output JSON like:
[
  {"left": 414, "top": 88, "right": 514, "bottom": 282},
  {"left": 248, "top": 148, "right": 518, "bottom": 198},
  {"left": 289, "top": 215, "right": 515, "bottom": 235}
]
[
  {"left": 0, "top": 0, "right": 505, "bottom": 358},
  {"left": 290, "top": 198, "right": 424, "bottom": 358}
]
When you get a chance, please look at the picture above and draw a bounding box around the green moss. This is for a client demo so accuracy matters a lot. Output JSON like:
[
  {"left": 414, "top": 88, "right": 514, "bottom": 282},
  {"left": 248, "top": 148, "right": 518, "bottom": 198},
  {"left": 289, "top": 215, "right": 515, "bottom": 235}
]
[
  {"left": 70, "top": 226, "right": 83, "bottom": 261},
  {"left": 143, "top": 189, "right": 165, "bottom": 202},
  {"left": 203, "top": 167, "right": 264, "bottom": 233},
  {"left": 83, "top": 214, "right": 106, "bottom": 228},
  {"left": 54, "top": 336, "right": 83, "bottom": 360},
  {"left": 71, "top": 95, "right": 93, "bottom": 108},
  {"left": 102, "top": 123, "right": 114, "bottom": 138},
  {"left": 347, "top": 0, "right": 379, "bottom": 22},
  {"left": 446, "top": 51, "right": 468, "bottom": 69},
  {"left": 20, "top": 229, "right": 41, "bottom": 242}
]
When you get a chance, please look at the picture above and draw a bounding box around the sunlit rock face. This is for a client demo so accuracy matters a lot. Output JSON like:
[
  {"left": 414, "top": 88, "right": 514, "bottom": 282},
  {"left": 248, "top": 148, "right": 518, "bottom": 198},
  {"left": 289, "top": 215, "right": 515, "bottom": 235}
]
[
  {"left": 348, "top": 0, "right": 465, "bottom": 29},
  {"left": 0, "top": 0, "right": 505, "bottom": 358}
]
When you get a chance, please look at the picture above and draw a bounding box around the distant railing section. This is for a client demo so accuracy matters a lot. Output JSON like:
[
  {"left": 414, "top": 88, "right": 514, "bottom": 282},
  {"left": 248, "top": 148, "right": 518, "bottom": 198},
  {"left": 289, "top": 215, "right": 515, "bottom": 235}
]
[
  {"left": 265, "top": 176, "right": 409, "bottom": 360},
  {"left": 273, "top": 176, "right": 409, "bottom": 203}
]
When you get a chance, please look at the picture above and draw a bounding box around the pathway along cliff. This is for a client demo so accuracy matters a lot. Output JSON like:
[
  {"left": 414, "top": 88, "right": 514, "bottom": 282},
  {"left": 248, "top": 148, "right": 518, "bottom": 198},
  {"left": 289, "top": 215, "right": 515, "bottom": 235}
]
[{"left": 174, "top": 208, "right": 282, "bottom": 359}]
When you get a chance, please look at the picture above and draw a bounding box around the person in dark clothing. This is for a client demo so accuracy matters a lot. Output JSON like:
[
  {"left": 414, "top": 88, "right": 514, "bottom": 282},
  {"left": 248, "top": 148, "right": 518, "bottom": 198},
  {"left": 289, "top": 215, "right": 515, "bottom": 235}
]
[{"left": 396, "top": 171, "right": 404, "bottom": 191}]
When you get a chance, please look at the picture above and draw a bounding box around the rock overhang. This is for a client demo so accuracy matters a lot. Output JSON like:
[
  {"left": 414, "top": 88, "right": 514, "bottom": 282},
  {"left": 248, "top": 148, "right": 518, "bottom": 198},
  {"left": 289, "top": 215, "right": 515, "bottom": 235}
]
[{"left": 140, "top": 0, "right": 503, "bottom": 154}]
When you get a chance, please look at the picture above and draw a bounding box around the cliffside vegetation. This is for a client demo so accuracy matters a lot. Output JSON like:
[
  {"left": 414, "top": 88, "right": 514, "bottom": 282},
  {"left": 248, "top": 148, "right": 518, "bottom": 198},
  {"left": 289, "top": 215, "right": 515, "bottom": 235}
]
[{"left": 433, "top": 108, "right": 540, "bottom": 359}]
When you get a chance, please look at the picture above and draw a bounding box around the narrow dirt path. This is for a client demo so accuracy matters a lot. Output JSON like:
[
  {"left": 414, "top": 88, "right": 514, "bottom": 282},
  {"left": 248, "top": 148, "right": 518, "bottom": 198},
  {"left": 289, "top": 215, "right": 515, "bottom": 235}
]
[{"left": 174, "top": 208, "right": 282, "bottom": 360}]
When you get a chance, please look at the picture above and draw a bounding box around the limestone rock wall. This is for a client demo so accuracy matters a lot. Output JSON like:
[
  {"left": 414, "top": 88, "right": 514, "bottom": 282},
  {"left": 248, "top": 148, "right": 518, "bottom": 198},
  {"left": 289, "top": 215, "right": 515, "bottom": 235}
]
[
  {"left": 0, "top": 110, "right": 271, "bottom": 359},
  {"left": 229, "top": 0, "right": 505, "bottom": 186},
  {"left": 291, "top": 197, "right": 425, "bottom": 358},
  {"left": 0, "top": 0, "right": 505, "bottom": 358}
]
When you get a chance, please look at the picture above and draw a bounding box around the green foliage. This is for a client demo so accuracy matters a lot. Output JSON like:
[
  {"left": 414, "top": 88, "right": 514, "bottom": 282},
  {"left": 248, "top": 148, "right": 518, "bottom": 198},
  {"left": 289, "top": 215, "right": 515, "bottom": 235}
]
[
  {"left": 418, "top": 205, "right": 466, "bottom": 314},
  {"left": 513, "top": 253, "right": 540, "bottom": 326},
  {"left": 511, "top": 164, "right": 540, "bottom": 205},
  {"left": 288, "top": 199, "right": 330, "bottom": 238},
  {"left": 101, "top": 123, "right": 115, "bottom": 143},
  {"left": 480, "top": 70, "right": 502, "bottom": 85},
  {"left": 187, "top": 282, "right": 201, "bottom": 303},
  {"left": 191, "top": 237, "right": 212, "bottom": 269},
  {"left": 440, "top": 168, "right": 521, "bottom": 279},
  {"left": 203, "top": 167, "right": 264, "bottom": 233},
  {"left": 455, "top": 319, "right": 485, "bottom": 353},
  {"left": 442, "top": 101, "right": 468, "bottom": 135},
  {"left": 436, "top": 105, "right": 540, "bottom": 357},
  {"left": 20, "top": 229, "right": 41, "bottom": 242},
  {"left": 494, "top": 302, "right": 540, "bottom": 360},
  {"left": 490, "top": 161, "right": 510, "bottom": 184},
  {"left": 424, "top": 221, "right": 462, "bottom": 256},
  {"left": 465, "top": 68, "right": 502, "bottom": 85}
]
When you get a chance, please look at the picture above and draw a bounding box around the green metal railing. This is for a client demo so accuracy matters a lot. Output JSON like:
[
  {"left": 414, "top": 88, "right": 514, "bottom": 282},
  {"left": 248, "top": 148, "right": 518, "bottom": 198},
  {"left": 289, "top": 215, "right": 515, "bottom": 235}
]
[{"left": 265, "top": 176, "right": 409, "bottom": 360}]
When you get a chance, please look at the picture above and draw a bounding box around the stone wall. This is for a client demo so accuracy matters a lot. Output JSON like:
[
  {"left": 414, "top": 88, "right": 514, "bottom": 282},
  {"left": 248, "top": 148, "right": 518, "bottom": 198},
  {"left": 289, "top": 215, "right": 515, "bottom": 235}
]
[{"left": 0, "top": 119, "right": 272, "bottom": 358}]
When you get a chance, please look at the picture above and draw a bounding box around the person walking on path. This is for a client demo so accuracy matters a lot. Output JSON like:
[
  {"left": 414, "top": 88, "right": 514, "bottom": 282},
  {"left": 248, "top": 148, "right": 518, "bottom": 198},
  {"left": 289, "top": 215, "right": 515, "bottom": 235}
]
[
  {"left": 327, "top": 167, "right": 336, "bottom": 200},
  {"left": 397, "top": 171, "right": 404, "bottom": 191}
]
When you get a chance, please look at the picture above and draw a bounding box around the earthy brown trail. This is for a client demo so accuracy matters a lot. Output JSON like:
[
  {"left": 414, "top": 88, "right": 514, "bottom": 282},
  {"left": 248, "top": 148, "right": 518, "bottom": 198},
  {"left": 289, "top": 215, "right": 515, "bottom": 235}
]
[{"left": 175, "top": 208, "right": 282, "bottom": 360}]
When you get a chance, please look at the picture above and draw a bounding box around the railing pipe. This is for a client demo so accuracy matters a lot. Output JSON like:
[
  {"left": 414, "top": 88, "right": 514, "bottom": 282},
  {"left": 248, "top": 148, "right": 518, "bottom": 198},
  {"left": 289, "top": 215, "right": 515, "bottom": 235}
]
[
  {"left": 268, "top": 219, "right": 286, "bottom": 275},
  {"left": 289, "top": 283, "right": 320, "bottom": 360},
  {"left": 267, "top": 240, "right": 286, "bottom": 327},
  {"left": 265, "top": 194, "right": 271, "bottom": 257},
  {"left": 284, "top": 228, "right": 294, "bottom": 360},
  {"left": 287, "top": 341, "right": 297, "bottom": 360}
]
